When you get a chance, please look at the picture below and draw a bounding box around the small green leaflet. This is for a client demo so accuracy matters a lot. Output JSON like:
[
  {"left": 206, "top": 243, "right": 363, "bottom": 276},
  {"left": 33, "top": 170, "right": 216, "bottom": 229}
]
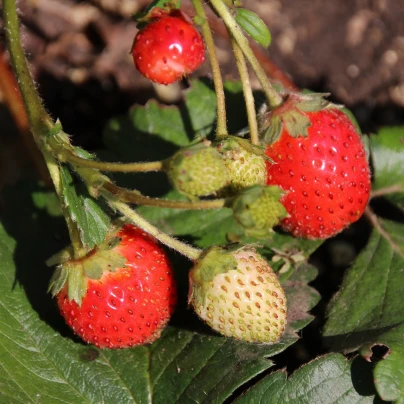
[
  {"left": 235, "top": 8, "right": 272, "bottom": 48},
  {"left": 60, "top": 164, "right": 110, "bottom": 249}
]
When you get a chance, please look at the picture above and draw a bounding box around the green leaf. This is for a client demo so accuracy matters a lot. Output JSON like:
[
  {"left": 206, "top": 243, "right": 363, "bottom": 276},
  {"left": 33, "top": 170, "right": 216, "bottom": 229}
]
[
  {"left": 60, "top": 165, "right": 110, "bottom": 248},
  {"left": 235, "top": 354, "right": 376, "bottom": 403},
  {"left": 370, "top": 126, "right": 404, "bottom": 210},
  {"left": 323, "top": 219, "right": 404, "bottom": 351},
  {"left": 235, "top": 8, "right": 272, "bottom": 48},
  {"left": 360, "top": 323, "right": 404, "bottom": 402}
]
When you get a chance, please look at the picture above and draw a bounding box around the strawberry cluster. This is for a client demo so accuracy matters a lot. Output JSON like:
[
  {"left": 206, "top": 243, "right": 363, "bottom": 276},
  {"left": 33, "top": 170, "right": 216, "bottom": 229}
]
[{"left": 46, "top": 2, "right": 371, "bottom": 350}]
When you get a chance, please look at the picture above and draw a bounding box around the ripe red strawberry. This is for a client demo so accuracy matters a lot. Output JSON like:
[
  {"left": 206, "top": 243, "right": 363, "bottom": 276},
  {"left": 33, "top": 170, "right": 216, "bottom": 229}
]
[
  {"left": 264, "top": 107, "right": 371, "bottom": 239},
  {"left": 131, "top": 10, "right": 205, "bottom": 85},
  {"left": 53, "top": 224, "right": 177, "bottom": 349}
]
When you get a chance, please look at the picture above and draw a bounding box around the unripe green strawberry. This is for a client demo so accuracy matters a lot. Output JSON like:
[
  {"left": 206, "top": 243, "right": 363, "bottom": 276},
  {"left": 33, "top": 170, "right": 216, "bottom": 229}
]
[
  {"left": 167, "top": 142, "right": 229, "bottom": 197},
  {"left": 189, "top": 245, "right": 287, "bottom": 343},
  {"left": 216, "top": 136, "right": 267, "bottom": 196},
  {"left": 231, "top": 185, "right": 288, "bottom": 239}
]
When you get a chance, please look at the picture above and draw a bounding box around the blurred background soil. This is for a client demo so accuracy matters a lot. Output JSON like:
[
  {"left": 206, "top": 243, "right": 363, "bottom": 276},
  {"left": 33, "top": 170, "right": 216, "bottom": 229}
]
[{"left": 0, "top": 0, "right": 403, "bottom": 370}]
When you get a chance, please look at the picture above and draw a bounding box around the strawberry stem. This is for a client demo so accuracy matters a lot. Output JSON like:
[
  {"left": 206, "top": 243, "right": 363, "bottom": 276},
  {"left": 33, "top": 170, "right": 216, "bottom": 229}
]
[
  {"left": 208, "top": 0, "right": 283, "bottom": 110},
  {"left": 229, "top": 34, "right": 259, "bottom": 145},
  {"left": 191, "top": 0, "right": 228, "bottom": 139},
  {"left": 107, "top": 199, "right": 203, "bottom": 261},
  {"left": 103, "top": 182, "right": 227, "bottom": 209},
  {"left": 2, "top": 0, "right": 86, "bottom": 259},
  {"left": 58, "top": 148, "right": 165, "bottom": 173}
]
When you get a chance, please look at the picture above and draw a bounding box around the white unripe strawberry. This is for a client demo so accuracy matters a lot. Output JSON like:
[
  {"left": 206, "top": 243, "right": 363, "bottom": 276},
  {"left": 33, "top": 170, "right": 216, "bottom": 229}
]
[{"left": 189, "top": 245, "right": 287, "bottom": 343}]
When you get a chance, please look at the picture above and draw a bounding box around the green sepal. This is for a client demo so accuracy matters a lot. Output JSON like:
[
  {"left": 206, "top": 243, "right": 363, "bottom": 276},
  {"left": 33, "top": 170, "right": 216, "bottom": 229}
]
[
  {"left": 282, "top": 109, "right": 312, "bottom": 139},
  {"left": 46, "top": 246, "right": 73, "bottom": 267},
  {"left": 133, "top": 1, "right": 181, "bottom": 27},
  {"left": 48, "top": 264, "right": 69, "bottom": 297},
  {"left": 67, "top": 264, "right": 87, "bottom": 306},
  {"left": 235, "top": 8, "right": 272, "bottom": 48},
  {"left": 294, "top": 92, "right": 331, "bottom": 112},
  {"left": 259, "top": 92, "right": 335, "bottom": 145},
  {"left": 82, "top": 246, "right": 126, "bottom": 280},
  {"left": 49, "top": 119, "right": 63, "bottom": 138},
  {"left": 73, "top": 147, "right": 96, "bottom": 160},
  {"left": 231, "top": 185, "right": 288, "bottom": 239}
]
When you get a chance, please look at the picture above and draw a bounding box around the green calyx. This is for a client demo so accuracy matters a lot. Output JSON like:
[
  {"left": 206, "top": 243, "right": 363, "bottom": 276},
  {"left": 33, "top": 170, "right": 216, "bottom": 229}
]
[
  {"left": 167, "top": 142, "right": 229, "bottom": 197},
  {"left": 189, "top": 245, "right": 239, "bottom": 305},
  {"left": 215, "top": 136, "right": 268, "bottom": 196},
  {"left": 259, "top": 92, "right": 334, "bottom": 144},
  {"left": 48, "top": 228, "right": 127, "bottom": 306},
  {"left": 231, "top": 185, "right": 288, "bottom": 238}
]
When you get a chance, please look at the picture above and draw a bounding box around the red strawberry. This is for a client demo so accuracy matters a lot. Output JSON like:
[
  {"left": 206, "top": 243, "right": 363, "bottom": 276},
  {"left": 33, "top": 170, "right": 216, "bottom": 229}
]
[
  {"left": 131, "top": 10, "right": 205, "bottom": 85},
  {"left": 264, "top": 107, "right": 371, "bottom": 239},
  {"left": 53, "top": 224, "right": 177, "bottom": 349}
]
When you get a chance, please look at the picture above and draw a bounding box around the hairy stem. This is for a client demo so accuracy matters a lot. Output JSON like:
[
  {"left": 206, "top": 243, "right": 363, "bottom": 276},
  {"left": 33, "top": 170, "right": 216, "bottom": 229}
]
[
  {"left": 192, "top": 0, "right": 228, "bottom": 139},
  {"left": 104, "top": 182, "right": 227, "bottom": 209},
  {"left": 108, "top": 199, "right": 203, "bottom": 261},
  {"left": 208, "top": 0, "right": 283, "bottom": 109},
  {"left": 60, "top": 149, "right": 165, "bottom": 173},
  {"left": 3, "top": 0, "right": 53, "bottom": 134},
  {"left": 3, "top": 0, "right": 85, "bottom": 258},
  {"left": 229, "top": 34, "right": 259, "bottom": 145}
]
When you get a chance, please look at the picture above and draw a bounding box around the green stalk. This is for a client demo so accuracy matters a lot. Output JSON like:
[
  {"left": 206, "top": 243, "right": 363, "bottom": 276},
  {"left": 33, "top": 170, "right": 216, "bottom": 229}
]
[
  {"left": 58, "top": 148, "right": 165, "bottom": 173},
  {"left": 192, "top": 0, "right": 228, "bottom": 139},
  {"left": 108, "top": 199, "right": 203, "bottom": 261},
  {"left": 208, "top": 0, "right": 283, "bottom": 109},
  {"left": 3, "top": 0, "right": 86, "bottom": 259},
  {"left": 103, "top": 182, "right": 227, "bottom": 209},
  {"left": 229, "top": 34, "right": 259, "bottom": 145}
]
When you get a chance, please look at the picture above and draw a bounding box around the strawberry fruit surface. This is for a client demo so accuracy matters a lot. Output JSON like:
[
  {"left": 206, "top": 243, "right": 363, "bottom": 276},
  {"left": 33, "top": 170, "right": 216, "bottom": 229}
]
[
  {"left": 131, "top": 11, "right": 205, "bottom": 85},
  {"left": 56, "top": 224, "right": 177, "bottom": 349},
  {"left": 189, "top": 246, "right": 287, "bottom": 343},
  {"left": 265, "top": 108, "right": 371, "bottom": 239}
]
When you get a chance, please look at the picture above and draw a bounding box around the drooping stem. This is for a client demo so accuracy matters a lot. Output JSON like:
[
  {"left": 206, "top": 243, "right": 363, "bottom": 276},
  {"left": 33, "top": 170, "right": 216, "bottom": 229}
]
[
  {"left": 108, "top": 199, "right": 203, "bottom": 261},
  {"left": 208, "top": 0, "right": 283, "bottom": 110},
  {"left": 192, "top": 0, "right": 228, "bottom": 139},
  {"left": 229, "top": 34, "right": 259, "bottom": 145},
  {"left": 104, "top": 182, "right": 227, "bottom": 209},
  {"left": 59, "top": 148, "right": 165, "bottom": 173},
  {"left": 2, "top": 0, "right": 85, "bottom": 259}
]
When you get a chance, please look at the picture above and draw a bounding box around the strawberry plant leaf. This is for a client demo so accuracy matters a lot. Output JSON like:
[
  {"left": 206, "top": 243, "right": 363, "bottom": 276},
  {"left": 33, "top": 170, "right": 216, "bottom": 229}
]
[
  {"left": 60, "top": 165, "right": 110, "bottom": 248},
  {"left": 235, "top": 354, "right": 377, "bottom": 403},
  {"left": 370, "top": 126, "right": 404, "bottom": 210},
  {"left": 235, "top": 8, "right": 272, "bottom": 48},
  {"left": 323, "top": 219, "right": 404, "bottom": 351},
  {"left": 360, "top": 323, "right": 404, "bottom": 403}
]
